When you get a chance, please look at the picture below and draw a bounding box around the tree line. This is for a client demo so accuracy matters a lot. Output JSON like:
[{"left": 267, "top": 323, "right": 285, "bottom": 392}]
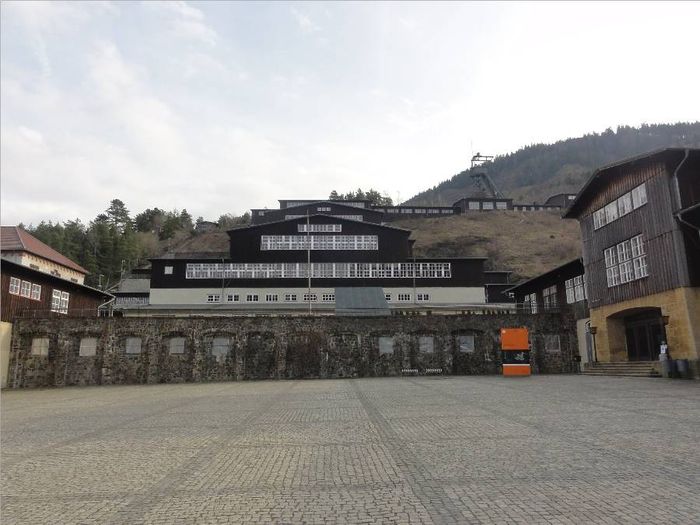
[{"left": 23, "top": 200, "right": 249, "bottom": 289}]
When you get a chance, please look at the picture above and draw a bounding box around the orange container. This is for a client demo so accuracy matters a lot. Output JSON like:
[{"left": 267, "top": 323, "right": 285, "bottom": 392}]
[
  {"left": 503, "top": 364, "right": 531, "bottom": 376},
  {"left": 500, "top": 328, "right": 529, "bottom": 350}
]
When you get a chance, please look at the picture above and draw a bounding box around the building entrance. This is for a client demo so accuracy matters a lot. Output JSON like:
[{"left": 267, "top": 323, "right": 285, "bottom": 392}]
[{"left": 624, "top": 309, "right": 666, "bottom": 361}]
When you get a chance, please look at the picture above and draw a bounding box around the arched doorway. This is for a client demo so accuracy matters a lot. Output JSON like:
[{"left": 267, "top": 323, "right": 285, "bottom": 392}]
[{"left": 613, "top": 308, "right": 666, "bottom": 361}]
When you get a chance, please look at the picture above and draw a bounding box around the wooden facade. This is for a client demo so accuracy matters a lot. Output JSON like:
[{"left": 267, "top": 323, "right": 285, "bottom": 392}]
[
  {"left": 1, "top": 259, "right": 110, "bottom": 320},
  {"left": 565, "top": 149, "right": 699, "bottom": 309}
]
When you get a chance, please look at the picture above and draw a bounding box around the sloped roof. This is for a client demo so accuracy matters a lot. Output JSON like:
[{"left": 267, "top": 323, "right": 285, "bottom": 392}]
[{"left": 0, "top": 226, "right": 88, "bottom": 274}]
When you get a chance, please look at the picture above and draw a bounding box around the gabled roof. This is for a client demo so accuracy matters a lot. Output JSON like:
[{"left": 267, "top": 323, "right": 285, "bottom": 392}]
[
  {"left": 226, "top": 214, "right": 412, "bottom": 234},
  {"left": 278, "top": 200, "right": 383, "bottom": 215},
  {"left": 563, "top": 148, "right": 698, "bottom": 219},
  {"left": 1, "top": 226, "right": 88, "bottom": 274}
]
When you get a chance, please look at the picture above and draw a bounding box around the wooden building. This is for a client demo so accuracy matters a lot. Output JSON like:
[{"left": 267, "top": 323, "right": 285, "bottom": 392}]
[
  {"left": 0, "top": 226, "right": 111, "bottom": 387},
  {"left": 505, "top": 259, "right": 591, "bottom": 363},
  {"left": 564, "top": 148, "right": 700, "bottom": 375}
]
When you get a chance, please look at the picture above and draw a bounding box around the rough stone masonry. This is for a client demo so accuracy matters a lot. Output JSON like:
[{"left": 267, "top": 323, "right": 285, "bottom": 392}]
[{"left": 8, "top": 311, "right": 576, "bottom": 388}]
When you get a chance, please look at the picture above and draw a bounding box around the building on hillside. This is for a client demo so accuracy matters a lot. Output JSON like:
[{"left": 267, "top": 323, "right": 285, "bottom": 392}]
[
  {"left": 0, "top": 226, "right": 112, "bottom": 387},
  {"left": 251, "top": 200, "right": 384, "bottom": 225},
  {"left": 452, "top": 197, "right": 513, "bottom": 212},
  {"left": 112, "top": 268, "right": 151, "bottom": 312},
  {"left": 194, "top": 220, "right": 218, "bottom": 234},
  {"left": 545, "top": 193, "right": 578, "bottom": 209},
  {"left": 129, "top": 214, "right": 502, "bottom": 316},
  {"left": 564, "top": 148, "right": 700, "bottom": 376},
  {"left": 505, "top": 259, "right": 591, "bottom": 364}
]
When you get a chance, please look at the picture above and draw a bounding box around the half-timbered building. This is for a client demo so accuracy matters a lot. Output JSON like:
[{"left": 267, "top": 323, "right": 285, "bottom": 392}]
[{"left": 564, "top": 148, "right": 700, "bottom": 375}]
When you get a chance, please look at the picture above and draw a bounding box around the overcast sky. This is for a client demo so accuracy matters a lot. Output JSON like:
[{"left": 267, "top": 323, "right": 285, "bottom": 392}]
[{"left": 2, "top": 1, "right": 699, "bottom": 226}]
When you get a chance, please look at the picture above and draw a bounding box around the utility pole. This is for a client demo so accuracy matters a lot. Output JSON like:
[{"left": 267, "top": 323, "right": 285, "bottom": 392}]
[{"left": 307, "top": 210, "right": 312, "bottom": 315}]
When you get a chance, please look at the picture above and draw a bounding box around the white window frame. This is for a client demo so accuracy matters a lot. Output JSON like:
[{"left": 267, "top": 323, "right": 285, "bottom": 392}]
[
  {"left": 542, "top": 285, "right": 557, "bottom": 309},
  {"left": 246, "top": 294, "right": 259, "bottom": 302},
  {"left": 164, "top": 266, "right": 173, "bottom": 275},
  {"left": 284, "top": 294, "right": 297, "bottom": 302},
  {"left": 31, "top": 283, "right": 41, "bottom": 301},
  {"left": 397, "top": 293, "right": 411, "bottom": 302},
  {"left": 417, "top": 293, "right": 430, "bottom": 302},
  {"left": 9, "top": 277, "right": 21, "bottom": 295},
  {"left": 206, "top": 294, "right": 221, "bottom": 303},
  {"left": 20, "top": 280, "right": 32, "bottom": 298},
  {"left": 303, "top": 293, "right": 317, "bottom": 302},
  {"left": 227, "top": 294, "right": 239, "bottom": 302},
  {"left": 321, "top": 293, "right": 335, "bottom": 302},
  {"left": 606, "top": 234, "right": 649, "bottom": 287},
  {"left": 265, "top": 294, "right": 278, "bottom": 302}
]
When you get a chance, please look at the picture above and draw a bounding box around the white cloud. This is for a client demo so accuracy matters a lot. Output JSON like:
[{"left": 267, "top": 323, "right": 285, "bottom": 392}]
[
  {"left": 144, "top": 1, "right": 217, "bottom": 46},
  {"left": 291, "top": 7, "right": 320, "bottom": 33}
]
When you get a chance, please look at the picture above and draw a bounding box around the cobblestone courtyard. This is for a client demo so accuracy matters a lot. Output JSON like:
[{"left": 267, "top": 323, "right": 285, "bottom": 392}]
[{"left": 2, "top": 376, "right": 699, "bottom": 524}]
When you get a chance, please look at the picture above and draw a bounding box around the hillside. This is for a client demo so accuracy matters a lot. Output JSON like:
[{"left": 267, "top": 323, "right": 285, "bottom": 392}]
[
  {"left": 170, "top": 212, "right": 580, "bottom": 282},
  {"left": 406, "top": 122, "right": 700, "bottom": 206}
]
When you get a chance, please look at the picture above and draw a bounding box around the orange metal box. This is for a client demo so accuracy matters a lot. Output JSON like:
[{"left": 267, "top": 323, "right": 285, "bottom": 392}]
[
  {"left": 500, "top": 328, "right": 529, "bottom": 350},
  {"left": 503, "top": 364, "right": 532, "bottom": 376}
]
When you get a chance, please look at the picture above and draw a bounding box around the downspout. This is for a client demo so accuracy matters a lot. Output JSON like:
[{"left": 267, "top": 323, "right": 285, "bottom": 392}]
[{"left": 672, "top": 149, "right": 690, "bottom": 210}]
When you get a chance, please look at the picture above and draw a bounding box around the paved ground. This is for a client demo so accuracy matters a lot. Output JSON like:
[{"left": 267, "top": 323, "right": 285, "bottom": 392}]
[{"left": 1, "top": 376, "right": 699, "bottom": 524}]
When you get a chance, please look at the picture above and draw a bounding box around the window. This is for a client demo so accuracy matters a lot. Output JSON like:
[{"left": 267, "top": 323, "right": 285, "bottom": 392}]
[
  {"left": 298, "top": 224, "right": 342, "bottom": 233},
  {"left": 482, "top": 201, "right": 494, "bottom": 210},
  {"left": 542, "top": 285, "right": 557, "bottom": 309},
  {"left": 266, "top": 294, "right": 278, "bottom": 302},
  {"left": 31, "top": 284, "right": 41, "bottom": 301},
  {"left": 398, "top": 293, "right": 411, "bottom": 302},
  {"left": 457, "top": 334, "right": 475, "bottom": 353},
  {"left": 207, "top": 294, "right": 221, "bottom": 303},
  {"left": 51, "top": 290, "right": 69, "bottom": 314},
  {"left": 378, "top": 336, "right": 394, "bottom": 355},
  {"left": 211, "top": 337, "right": 229, "bottom": 363},
  {"left": 125, "top": 337, "right": 142, "bottom": 354},
  {"left": 631, "top": 183, "right": 647, "bottom": 208},
  {"left": 417, "top": 293, "right": 430, "bottom": 302},
  {"left": 565, "top": 275, "right": 586, "bottom": 304},
  {"left": 544, "top": 334, "right": 561, "bottom": 353},
  {"left": 384, "top": 293, "right": 391, "bottom": 301},
  {"left": 31, "top": 337, "right": 49, "bottom": 356},
  {"left": 169, "top": 337, "right": 185, "bottom": 355},
  {"left": 227, "top": 294, "right": 239, "bottom": 302},
  {"left": 317, "top": 206, "right": 331, "bottom": 212},
  {"left": 164, "top": 266, "right": 173, "bottom": 275},
  {"left": 496, "top": 201, "right": 508, "bottom": 210},
  {"left": 593, "top": 183, "right": 647, "bottom": 230},
  {"left": 20, "top": 280, "right": 31, "bottom": 298},
  {"left": 468, "top": 201, "right": 480, "bottom": 210},
  {"left": 322, "top": 293, "right": 335, "bottom": 302},
  {"left": 9, "top": 277, "right": 20, "bottom": 295},
  {"left": 523, "top": 292, "right": 538, "bottom": 313},
  {"left": 246, "top": 294, "right": 259, "bottom": 302},
  {"left": 303, "top": 293, "right": 317, "bottom": 302},
  {"left": 79, "top": 337, "right": 98, "bottom": 357},
  {"left": 606, "top": 234, "right": 648, "bottom": 287},
  {"left": 284, "top": 294, "right": 297, "bottom": 302},
  {"left": 418, "top": 336, "right": 434, "bottom": 353},
  {"left": 260, "top": 235, "right": 379, "bottom": 251}
]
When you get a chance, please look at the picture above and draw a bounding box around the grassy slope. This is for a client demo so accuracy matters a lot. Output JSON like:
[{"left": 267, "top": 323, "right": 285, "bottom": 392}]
[{"left": 396, "top": 211, "right": 581, "bottom": 281}]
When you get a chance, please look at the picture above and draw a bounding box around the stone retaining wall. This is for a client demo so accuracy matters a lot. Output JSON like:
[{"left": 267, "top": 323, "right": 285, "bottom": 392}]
[{"left": 7, "top": 312, "right": 577, "bottom": 388}]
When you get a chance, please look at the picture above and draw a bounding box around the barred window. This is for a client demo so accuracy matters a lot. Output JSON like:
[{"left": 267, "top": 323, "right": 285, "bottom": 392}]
[
  {"left": 79, "top": 337, "right": 98, "bottom": 357},
  {"left": 125, "top": 337, "right": 142, "bottom": 354},
  {"left": 169, "top": 337, "right": 185, "bottom": 355},
  {"left": 31, "top": 337, "right": 49, "bottom": 356}
]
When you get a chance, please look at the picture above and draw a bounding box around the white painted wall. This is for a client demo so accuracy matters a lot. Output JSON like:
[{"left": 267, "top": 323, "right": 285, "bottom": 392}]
[{"left": 0, "top": 321, "right": 12, "bottom": 388}]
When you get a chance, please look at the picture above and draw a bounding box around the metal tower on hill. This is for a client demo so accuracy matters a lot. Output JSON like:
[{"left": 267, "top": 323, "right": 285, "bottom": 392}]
[{"left": 470, "top": 153, "right": 503, "bottom": 199}]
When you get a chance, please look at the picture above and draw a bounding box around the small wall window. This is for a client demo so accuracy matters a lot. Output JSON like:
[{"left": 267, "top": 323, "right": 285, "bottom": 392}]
[
  {"left": 303, "top": 293, "right": 317, "bottom": 301},
  {"left": 384, "top": 293, "right": 391, "bottom": 301},
  {"left": 207, "top": 294, "right": 221, "bottom": 303},
  {"left": 125, "top": 337, "right": 142, "bottom": 354},
  {"left": 417, "top": 293, "right": 430, "bottom": 302},
  {"left": 51, "top": 290, "right": 69, "bottom": 314},
  {"left": 164, "top": 266, "right": 173, "bottom": 275},
  {"left": 496, "top": 201, "right": 508, "bottom": 210},
  {"left": 418, "top": 336, "right": 434, "bottom": 354},
  {"left": 284, "top": 294, "right": 297, "bottom": 302},
  {"left": 398, "top": 293, "right": 411, "bottom": 302},
  {"left": 457, "top": 334, "right": 475, "bottom": 353},
  {"left": 482, "top": 201, "right": 494, "bottom": 210},
  {"left": 9, "top": 277, "right": 21, "bottom": 295},
  {"left": 227, "top": 294, "right": 239, "bottom": 302},
  {"left": 321, "top": 293, "right": 335, "bottom": 302},
  {"left": 523, "top": 292, "right": 538, "bottom": 313},
  {"left": 169, "top": 337, "right": 185, "bottom": 355},
  {"left": 544, "top": 334, "right": 561, "bottom": 353},
  {"left": 468, "top": 201, "right": 480, "bottom": 210},
  {"left": 31, "top": 337, "right": 49, "bottom": 356},
  {"left": 542, "top": 285, "right": 557, "bottom": 309},
  {"left": 266, "top": 294, "right": 278, "bottom": 302},
  {"left": 31, "top": 284, "right": 41, "bottom": 301},
  {"left": 79, "top": 337, "right": 98, "bottom": 357},
  {"left": 211, "top": 337, "right": 230, "bottom": 363},
  {"left": 246, "top": 294, "right": 259, "bottom": 302},
  {"left": 378, "top": 336, "right": 394, "bottom": 355}
]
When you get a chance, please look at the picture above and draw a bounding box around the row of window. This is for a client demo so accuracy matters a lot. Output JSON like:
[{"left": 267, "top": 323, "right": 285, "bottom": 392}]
[
  {"left": 467, "top": 201, "right": 509, "bottom": 210},
  {"left": 8, "top": 277, "right": 70, "bottom": 313},
  {"left": 260, "top": 235, "right": 378, "bottom": 251},
  {"left": 604, "top": 234, "right": 648, "bottom": 287},
  {"left": 29, "top": 333, "right": 562, "bottom": 360},
  {"left": 523, "top": 277, "right": 587, "bottom": 312},
  {"left": 285, "top": 214, "right": 364, "bottom": 221},
  {"left": 383, "top": 208, "right": 453, "bottom": 214},
  {"left": 297, "top": 224, "right": 342, "bottom": 233},
  {"left": 565, "top": 275, "right": 587, "bottom": 304},
  {"left": 592, "top": 183, "right": 647, "bottom": 230},
  {"left": 207, "top": 293, "right": 336, "bottom": 303},
  {"left": 185, "top": 262, "right": 452, "bottom": 280},
  {"left": 8, "top": 277, "right": 42, "bottom": 301}
]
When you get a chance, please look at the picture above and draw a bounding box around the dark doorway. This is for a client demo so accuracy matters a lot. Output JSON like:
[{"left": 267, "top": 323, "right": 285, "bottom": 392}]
[{"left": 624, "top": 309, "right": 666, "bottom": 361}]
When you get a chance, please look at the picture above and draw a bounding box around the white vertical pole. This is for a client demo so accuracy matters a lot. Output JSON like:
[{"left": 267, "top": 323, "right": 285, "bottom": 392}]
[{"left": 307, "top": 211, "right": 312, "bottom": 314}]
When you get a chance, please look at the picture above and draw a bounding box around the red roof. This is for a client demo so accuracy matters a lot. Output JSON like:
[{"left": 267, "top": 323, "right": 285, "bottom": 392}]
[{"left": 1, "top": 226, "right": 89, "bottom": 274}]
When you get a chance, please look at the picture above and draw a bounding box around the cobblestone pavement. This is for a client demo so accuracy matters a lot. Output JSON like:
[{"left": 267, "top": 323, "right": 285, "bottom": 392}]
[{"left": 2, "top": 376, "right": 699, "bottom": 524}]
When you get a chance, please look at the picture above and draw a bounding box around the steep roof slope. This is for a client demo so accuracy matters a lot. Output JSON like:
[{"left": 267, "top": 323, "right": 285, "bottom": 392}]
[{"left": 1, "top": 226, "right": 89, "bottom": 274}]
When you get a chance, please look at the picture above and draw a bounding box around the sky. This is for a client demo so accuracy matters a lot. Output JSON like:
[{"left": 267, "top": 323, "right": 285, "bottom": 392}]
[{"left": 2, "top": 1, "right": 699, "bottom": 226}]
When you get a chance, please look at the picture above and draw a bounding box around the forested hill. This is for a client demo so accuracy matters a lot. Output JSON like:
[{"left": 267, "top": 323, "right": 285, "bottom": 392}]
[{"left": 406, "top": 122, "right": 700, "bottom": 206}]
